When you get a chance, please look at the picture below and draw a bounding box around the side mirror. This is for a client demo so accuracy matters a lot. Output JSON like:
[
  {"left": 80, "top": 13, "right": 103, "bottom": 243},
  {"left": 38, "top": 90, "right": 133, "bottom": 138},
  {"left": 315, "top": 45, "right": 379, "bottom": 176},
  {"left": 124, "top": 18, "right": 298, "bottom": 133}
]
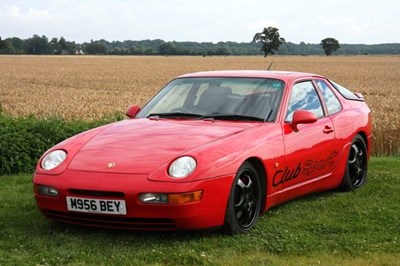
[
  {"left": 126, "top": 105, "right": 141, "bottom": 118},
  {"left": 291, "top": 110, "right": 317, "bottom": 132}
]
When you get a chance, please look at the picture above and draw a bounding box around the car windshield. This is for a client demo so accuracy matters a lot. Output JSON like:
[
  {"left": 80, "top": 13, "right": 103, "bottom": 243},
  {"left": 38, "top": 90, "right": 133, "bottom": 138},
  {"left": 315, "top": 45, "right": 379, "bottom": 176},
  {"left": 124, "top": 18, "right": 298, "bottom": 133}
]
[{"left": 137, "top": 77, "right": 285, "bottom": 122}]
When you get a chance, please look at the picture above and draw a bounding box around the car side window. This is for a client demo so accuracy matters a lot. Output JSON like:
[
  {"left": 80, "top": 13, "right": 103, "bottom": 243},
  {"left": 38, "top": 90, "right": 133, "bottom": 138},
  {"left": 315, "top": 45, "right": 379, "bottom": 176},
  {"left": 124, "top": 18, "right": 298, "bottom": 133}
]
[
  {"left": 314, "top": 79, "right": 342, "bottom": 115},
  {"left": 286, "top": 81, "right": 324, "bottom": 122}
]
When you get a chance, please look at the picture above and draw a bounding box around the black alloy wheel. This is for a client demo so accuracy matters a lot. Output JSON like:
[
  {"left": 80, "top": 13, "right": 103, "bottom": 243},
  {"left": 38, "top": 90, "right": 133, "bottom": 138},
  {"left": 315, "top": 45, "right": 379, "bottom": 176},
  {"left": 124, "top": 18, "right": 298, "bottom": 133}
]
[
  {"left": 341, "top": 134, "right": 368, "bottom": 191},
  {"left": 224, "top": 162, "right": 261, "bottom": 233}
]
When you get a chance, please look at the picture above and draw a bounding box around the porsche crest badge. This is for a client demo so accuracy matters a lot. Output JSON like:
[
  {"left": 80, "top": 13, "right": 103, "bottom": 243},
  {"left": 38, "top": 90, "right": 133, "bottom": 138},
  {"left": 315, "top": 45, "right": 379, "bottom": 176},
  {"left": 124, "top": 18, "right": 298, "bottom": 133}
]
[{"left": 107, "top": 162, "right": 116, "bottom": 168}]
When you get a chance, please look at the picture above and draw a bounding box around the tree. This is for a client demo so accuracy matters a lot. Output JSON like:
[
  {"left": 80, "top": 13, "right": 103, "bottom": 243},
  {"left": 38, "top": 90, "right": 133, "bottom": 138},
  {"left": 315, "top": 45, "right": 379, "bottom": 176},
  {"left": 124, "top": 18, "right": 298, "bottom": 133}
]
[
  {"left": 65, "top": 41, "right": 77, "bottom": 54},
  {"left": 144, "top": 48, "right": 154, "bottom": 55},
  {"left": 83, "top": 42, "right": 107, "bottom": 54},
  {"left": 49, "top": 37, "right": 61, "bottom": 54},
  {"left": 59, "top": 36, "right": 67, "bottom": 50},
  {"left": 24, "top": 35, "right": 49, "bottom": 54},
  {"left": 0, "top": 37, "right": 16, "bottom": 54},
  {"left": 159, "top": 42, "right": 176, "bottom": 55},
  {"left": 253, "top": 27, "right": 285, "bottom": 57},
  {"left": 5, "top": 37, "right": 24, "bottom": 53},
  {"left": 320, "top": 38, "right": 340, "bottom": 56}
]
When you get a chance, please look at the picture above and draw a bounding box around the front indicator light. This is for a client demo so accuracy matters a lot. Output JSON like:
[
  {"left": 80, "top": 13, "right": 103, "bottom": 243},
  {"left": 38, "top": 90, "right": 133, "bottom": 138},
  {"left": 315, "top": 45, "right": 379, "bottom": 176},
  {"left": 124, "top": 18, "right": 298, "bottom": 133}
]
[
  {"left": 168, "top": 191, "right": 203, "bottom": 204},
  {"left": 139, "top": 191, "right": 202, "bottom": 205},
  {"left": 34, "top": 185, "right": 59, "bottom": 197}
]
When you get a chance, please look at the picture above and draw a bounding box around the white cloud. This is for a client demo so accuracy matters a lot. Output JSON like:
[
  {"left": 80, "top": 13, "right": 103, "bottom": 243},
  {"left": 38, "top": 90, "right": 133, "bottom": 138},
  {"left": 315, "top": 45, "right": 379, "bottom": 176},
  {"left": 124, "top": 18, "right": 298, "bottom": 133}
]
[
  {"left": 246, "top": 19, "right": 278, "bottom": 32},
  {"left": 3, "top": 5, "right": 50, "bottom": 22},
  {"left": 26, "top": 8, "right": 50, "bottom": 19},
  {"left": 5, "top": 5, "right": 21, "bottom": 17}
]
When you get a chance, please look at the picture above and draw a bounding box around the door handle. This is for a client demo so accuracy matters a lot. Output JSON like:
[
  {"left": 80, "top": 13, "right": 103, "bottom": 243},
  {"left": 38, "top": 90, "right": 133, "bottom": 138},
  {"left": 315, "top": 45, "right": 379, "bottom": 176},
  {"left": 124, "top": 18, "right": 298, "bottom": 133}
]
[{"left": 323, "top": 125, "right": 334, "bottom": 134}]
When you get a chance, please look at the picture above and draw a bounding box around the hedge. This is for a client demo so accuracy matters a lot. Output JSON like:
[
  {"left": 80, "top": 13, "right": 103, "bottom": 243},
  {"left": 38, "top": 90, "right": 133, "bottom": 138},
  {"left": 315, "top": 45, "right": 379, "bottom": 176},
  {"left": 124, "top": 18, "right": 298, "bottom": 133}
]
[{"left": 0, "top": 111, "right": 123, "bottom": 175}]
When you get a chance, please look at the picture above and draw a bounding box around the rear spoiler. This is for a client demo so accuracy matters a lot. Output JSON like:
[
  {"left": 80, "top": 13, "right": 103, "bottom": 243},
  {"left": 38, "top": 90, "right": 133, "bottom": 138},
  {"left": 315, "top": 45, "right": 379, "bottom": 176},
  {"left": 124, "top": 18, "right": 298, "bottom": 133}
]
[{"left": 354, "top": 92, "right": 365, "bottom": 101}]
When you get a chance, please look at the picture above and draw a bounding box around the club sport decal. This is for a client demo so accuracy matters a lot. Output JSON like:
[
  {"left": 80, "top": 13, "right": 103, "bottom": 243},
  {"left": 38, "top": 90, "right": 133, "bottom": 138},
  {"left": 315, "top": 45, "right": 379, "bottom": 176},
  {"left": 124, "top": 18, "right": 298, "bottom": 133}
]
[
  {"left": 273, "top": 163, "right": 301, "bottom": 187},
  {"left": 303, "top": 151, "right": 338, "bottom": 176},
  {"left": 273, "top": 151, "right": 338, "bottom": 187}
]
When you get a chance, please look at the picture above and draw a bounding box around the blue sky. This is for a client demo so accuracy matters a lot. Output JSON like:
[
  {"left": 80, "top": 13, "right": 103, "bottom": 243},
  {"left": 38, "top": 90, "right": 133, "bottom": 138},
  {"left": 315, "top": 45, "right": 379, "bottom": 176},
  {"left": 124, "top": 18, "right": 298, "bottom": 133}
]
[{"left": 0, "top": 0, "right": 398, "bottom": 44}]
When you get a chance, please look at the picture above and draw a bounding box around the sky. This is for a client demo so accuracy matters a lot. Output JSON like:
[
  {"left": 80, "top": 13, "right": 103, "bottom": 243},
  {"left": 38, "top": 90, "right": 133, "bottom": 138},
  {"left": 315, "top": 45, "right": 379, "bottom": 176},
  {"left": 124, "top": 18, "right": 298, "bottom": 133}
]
[{"left": 0, "top": 0, "right": 399, "bottom": 44}]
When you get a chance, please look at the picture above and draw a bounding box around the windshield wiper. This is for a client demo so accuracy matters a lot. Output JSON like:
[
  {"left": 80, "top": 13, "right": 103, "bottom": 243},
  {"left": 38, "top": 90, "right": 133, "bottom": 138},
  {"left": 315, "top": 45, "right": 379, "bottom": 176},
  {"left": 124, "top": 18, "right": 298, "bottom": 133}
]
[
  {"left": 203, "top": 114, "right": 265, "bottom": 122},
  {"left": 147, "top": 112, "right": 205, "bottom": 119},
  {"left": 147, "top": 112, "right": 265, "bottom": 122}
]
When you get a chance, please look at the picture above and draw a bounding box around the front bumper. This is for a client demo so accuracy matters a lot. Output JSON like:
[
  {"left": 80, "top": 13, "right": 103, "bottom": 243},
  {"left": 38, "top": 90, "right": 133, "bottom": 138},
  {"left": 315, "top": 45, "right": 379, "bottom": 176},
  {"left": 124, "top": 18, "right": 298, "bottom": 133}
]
[{"left": 33, "top": 170, "right": 234, "bottom": 230}]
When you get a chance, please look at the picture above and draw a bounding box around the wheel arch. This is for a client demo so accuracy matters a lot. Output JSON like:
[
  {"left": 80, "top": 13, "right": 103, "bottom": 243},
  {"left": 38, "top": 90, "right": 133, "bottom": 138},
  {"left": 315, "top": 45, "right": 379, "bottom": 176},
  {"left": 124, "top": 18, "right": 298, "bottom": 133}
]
[
  {"left": 245, "top": 157, "right": 267, "bottom": 214},
  {"left": 340, "top": 132, "right": 368, "bottom": 191},
  {"left": 356, "top": 131, "right": 369, "bottom": 155}
]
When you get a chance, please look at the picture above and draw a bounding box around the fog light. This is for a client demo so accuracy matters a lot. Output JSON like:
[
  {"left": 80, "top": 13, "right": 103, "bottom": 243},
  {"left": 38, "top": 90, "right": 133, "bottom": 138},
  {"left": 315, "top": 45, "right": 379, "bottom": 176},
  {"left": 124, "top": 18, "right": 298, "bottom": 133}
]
[
  {"left": 35, "top": 185, "right": 59, "bottom": 197},
  {"left": 139, "top": 193, "right": 168, "bottom": 204}
]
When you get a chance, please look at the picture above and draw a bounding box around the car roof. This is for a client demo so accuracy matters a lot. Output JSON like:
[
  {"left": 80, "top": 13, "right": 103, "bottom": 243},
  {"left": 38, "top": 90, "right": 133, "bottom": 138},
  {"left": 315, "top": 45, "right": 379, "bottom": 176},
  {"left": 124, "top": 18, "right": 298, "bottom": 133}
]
[{"left": 178, "top": 70, "right": 324, "bottom": 82}]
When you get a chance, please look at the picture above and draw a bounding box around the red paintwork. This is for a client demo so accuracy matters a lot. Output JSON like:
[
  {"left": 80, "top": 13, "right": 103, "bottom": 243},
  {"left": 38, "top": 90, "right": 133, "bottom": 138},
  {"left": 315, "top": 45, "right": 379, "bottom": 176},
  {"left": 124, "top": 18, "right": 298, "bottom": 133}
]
[{"left": 33, "top": 70, "right": 372, "bottom": 230}]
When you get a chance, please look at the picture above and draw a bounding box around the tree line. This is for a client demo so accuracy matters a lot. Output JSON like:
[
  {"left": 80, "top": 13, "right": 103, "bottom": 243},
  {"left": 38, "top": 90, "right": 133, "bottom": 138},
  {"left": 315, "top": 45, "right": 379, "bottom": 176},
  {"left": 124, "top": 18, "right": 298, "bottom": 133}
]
[
  {"left": 1, "top": 34, "right": 399, "bottom": 56},
  {"left": 252, "top": 27, "right": 341, "bottom": 56}
]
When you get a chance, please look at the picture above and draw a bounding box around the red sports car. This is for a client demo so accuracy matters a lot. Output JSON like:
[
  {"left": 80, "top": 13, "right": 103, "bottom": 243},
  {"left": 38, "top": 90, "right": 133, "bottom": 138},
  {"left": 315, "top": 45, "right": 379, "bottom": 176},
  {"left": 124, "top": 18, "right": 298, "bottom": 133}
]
[{"left": 33, "top": 70, "right": 372, "bottom": 233}]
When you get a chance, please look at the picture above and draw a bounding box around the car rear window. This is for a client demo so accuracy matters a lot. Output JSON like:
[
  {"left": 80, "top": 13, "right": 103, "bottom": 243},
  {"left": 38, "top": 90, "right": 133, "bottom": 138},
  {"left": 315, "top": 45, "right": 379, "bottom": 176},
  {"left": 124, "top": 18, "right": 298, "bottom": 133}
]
[{"left": 329, "top": 80, "right": 361, "bottom": 101}]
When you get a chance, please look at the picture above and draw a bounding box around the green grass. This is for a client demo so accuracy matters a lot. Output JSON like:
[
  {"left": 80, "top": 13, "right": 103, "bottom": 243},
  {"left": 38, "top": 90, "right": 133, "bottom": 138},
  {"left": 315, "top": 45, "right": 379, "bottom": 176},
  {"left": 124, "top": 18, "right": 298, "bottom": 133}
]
[{"left": 0, "top": 157, "right": 399, "bottom": 265}]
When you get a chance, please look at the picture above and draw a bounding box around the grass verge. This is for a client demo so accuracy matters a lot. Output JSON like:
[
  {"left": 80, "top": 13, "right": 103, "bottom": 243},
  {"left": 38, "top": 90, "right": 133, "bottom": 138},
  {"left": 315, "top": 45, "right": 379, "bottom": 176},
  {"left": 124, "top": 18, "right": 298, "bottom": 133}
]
[{"left": 0, "top": 157, "right": 399, "bottom": 265}]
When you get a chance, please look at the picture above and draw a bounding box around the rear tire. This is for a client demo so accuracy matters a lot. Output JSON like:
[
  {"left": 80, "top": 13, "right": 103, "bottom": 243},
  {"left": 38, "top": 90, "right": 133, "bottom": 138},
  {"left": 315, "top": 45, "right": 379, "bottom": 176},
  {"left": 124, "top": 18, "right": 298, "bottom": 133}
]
[
  {"left": 223, "top": 162, "right": 261, "bottom": 234},
  {"left": 340, "top": 134, "right": 368, "bottom": 191}
]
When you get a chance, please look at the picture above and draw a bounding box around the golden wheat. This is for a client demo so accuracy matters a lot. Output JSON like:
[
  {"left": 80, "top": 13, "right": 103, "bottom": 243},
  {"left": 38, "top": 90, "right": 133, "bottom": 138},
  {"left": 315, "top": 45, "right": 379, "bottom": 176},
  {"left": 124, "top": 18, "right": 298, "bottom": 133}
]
[{"left": 1, "top": 55, "right": 399, "bottom": 154}]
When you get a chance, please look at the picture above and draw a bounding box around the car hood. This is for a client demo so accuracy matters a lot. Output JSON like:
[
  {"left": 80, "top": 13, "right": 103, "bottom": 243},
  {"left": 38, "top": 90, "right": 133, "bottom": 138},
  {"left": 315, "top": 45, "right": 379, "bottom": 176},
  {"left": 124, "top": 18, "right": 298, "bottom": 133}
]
[{"left": 68, "top": 118, "right": 257, "bottom": 174}]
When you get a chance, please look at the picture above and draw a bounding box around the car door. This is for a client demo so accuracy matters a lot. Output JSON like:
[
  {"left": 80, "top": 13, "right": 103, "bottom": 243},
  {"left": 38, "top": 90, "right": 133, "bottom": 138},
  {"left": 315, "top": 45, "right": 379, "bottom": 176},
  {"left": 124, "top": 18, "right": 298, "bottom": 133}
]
[{"left": 276, "top": 80, "right": 338, "bottom": 190}]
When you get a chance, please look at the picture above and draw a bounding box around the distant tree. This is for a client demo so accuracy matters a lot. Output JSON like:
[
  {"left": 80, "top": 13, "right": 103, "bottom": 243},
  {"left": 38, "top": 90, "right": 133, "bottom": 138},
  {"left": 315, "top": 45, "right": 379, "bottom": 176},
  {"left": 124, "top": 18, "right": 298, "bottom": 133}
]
[
  {"left": 83, "top": 42, "right": 107, "bottom": 54},
  {"left": 320, "top": 38, "right": 340, "bottom": 56},
  {"left": 59, "top": 36, "right": 67, "bottom": 50},
  {"left": 129, "top": 46, "right": 143, "bottom": 55},
  {"left": 40, "top": 35, "right": 49, "bottom": 54},
  {"left": 65, "top": 41, "right": 77, "bottom": 54},
  {"left": 159, "top": 42, "right": 176, "bottom": 55},
  {"left": 24, "top": 35, "right": 50, "bottom": 54},
  {"left": 0, "top": 37, "right": 5, "bottom": 49},
  {"left": 0, "top": 37, "right": 16, "bottom": 54},
  {"left": 253, "top": 27, "right": 285, "bottom": 57},
  {"left": 5, "top": 37, "right": 24, "bottom": 53},
  {"left": 83, "top": 43, "right": 95, "bottom": 54},
  {"left": 215, "top": 47, "right": 228, "bottom": 55},
  {"left": 49, "top": 37, "right": 61, "bottom": 54},
  {"left": 144, "top": 48, "right": 154, "bottom": 55},
  {"left": 298, "top": 41, "right": 307, "bottom": 55}
]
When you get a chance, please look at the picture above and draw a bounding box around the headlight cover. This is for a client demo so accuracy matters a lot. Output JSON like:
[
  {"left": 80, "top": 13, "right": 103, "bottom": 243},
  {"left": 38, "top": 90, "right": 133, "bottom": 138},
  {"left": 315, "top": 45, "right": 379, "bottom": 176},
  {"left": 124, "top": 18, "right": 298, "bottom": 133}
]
[
  {"left": 41, "top": 150, "right": 67, "bottom": 170},
  {"left": 168, "top": 156, "right": 197, "bottom": 178}
]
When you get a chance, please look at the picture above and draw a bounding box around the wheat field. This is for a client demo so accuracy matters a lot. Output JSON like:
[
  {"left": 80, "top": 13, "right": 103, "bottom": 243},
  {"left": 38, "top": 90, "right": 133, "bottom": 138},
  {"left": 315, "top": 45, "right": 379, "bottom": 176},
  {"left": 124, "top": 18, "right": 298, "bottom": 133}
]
[{"left": 0, "top": 55, "right": 399, "bottom": 155}]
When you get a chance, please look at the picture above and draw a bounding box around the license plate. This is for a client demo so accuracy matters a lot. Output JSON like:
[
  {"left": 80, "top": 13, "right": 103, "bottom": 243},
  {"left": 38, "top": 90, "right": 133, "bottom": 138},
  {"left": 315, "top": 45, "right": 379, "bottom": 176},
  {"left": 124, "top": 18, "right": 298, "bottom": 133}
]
[{"left": 66, "top": 196, "right": 127, "bottom": 215}]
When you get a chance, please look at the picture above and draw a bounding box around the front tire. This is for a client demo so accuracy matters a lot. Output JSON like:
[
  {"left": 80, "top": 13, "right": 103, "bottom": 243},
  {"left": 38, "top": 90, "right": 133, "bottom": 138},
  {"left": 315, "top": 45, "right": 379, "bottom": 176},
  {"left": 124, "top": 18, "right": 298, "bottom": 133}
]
[
  {"left": 223, "top": 162, "right": 261, "bottom": 234},
  {"left": 341, "top": 134, "right": 368, "bottom": 191}
]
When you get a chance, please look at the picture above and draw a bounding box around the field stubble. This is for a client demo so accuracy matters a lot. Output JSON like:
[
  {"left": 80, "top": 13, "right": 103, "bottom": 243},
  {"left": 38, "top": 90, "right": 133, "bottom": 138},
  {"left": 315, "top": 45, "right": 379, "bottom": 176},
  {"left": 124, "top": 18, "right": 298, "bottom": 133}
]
[{"left": 0, "top": 55, "right": 399, "bottom": 155}]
